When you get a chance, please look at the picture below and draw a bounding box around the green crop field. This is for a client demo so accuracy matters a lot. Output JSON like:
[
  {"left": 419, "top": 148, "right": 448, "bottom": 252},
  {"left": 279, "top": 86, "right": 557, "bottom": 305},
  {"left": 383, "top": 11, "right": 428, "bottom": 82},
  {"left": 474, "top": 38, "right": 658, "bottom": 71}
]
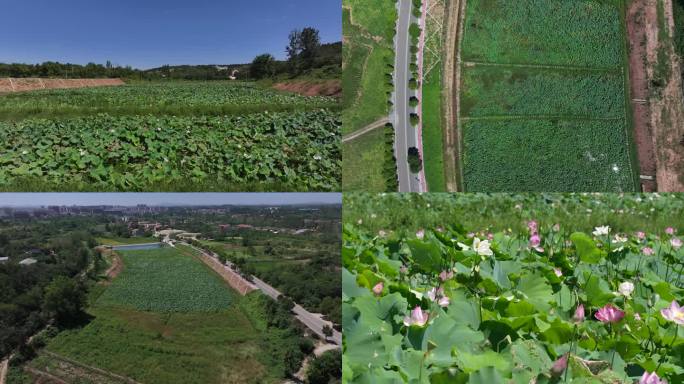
[
  {"left": 0, "top": 109, "right": 339, "bottom": 191},
  {"left": 96, "top": 248, "right": 233, "bottom": 312},
  {"left": 0, "top": 81, "right": 341, "bottom": 192},
  {"left": 457, "top": 0, "right": 637, "bottom": 192},
  {"left": 0, "top": 82, "right": 336, "bottom": 120},
  {"left": 42, "top": 246, "right": 292, "bottom": 384}
]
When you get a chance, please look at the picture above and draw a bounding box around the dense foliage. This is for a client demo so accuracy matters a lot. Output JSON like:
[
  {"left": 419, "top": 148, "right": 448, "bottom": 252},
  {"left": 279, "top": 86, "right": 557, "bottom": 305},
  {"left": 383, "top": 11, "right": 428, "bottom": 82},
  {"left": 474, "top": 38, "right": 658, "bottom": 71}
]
[
  {"left": 461, "top": 0, "right": 623, "bottom": 67},
  {"left": 458, "top": 0, "right": 633, "bottom": 192},
  {"left": 0, "top": 82, "right": 336, "bottom": 119},
  {"left": 342, "top": 198, "right": 684, "bottom": 383},
  {"left": 343, "top": 193, "right": 684, "bottom": 236},
  {"left": 460, "top": 67, "right": 626, "bottom": 118},
  {"left": 307, "top": 349, "right": 342, "bottom": 384},
  {"left": 461, "top": 119, "right": 635, "bottom": 192},
  {"left": 0, "top": 110, "right": 340, "bottom": 191},
  {"left": 0, "top": 219, "right": 98, "bottom": 358},
  {"left": 97, "top": 248, "right": 233, "bottom": 312}
]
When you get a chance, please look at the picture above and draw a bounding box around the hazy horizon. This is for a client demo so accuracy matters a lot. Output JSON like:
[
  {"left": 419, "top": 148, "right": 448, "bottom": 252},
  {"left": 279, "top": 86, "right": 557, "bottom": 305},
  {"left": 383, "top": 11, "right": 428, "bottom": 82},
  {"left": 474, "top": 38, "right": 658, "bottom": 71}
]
[{"left": 0, "top": 193, "right": 341, "bottom": 207}]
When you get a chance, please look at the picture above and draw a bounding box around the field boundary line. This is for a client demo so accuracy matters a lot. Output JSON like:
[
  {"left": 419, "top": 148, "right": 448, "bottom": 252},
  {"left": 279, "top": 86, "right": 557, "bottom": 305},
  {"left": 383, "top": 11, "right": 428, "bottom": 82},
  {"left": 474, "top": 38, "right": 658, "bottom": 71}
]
[
  {"left": 43, "top": 350, "right": 143, "bottom": 384},
  {"left": 24, "top": 367, "right": 69, "bottom": 384},
  {"left": 462, "top": 60, "right": 622, "bottom": 73},
  {"left": 7, "top": 78, "right": 14, "bottom": 92},
  {"left": 454, "top": 0, "right": 467, "bottom": 190},
  {"left": 461, "top": 115, "right": 626, "bottom": 121},
  {"left": 342, "top": 117, "right": 389, "bottom": 142}
]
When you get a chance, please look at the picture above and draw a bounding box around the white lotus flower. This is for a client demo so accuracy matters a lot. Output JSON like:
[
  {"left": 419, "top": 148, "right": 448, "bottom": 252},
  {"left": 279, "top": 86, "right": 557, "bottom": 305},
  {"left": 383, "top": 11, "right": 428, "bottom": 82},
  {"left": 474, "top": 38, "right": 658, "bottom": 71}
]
[
  {"left": 593, "top": 226, "right": 611, "bottom": 236},
  {"left": 473, "top": 237, "right": 493, "bottom": 257},
  {"left": 618, "top": 281, "right": 634, "bottom": 297}
]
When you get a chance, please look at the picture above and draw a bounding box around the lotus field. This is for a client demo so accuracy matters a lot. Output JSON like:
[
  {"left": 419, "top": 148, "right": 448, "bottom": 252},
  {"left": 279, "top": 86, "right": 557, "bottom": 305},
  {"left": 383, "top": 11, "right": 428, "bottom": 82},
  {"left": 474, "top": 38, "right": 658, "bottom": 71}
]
[
  {"left": 458, "top": 0, "right": 636, "bottom": 191},
  {"left": 0, "top": 82, "right": 341, "bottom": 191},
  {"left": 342, "top": 197, "right": 684, "bottom": 383},
  {"left": 97, "top": 248, "right": 233, "bottom": 312}
]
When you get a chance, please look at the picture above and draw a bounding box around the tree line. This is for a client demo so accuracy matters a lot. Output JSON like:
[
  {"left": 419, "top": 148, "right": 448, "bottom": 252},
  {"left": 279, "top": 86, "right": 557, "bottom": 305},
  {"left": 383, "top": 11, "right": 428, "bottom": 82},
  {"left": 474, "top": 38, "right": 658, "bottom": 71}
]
[{"left": 0, "top": 27, "right": 340, "bottom": 81}]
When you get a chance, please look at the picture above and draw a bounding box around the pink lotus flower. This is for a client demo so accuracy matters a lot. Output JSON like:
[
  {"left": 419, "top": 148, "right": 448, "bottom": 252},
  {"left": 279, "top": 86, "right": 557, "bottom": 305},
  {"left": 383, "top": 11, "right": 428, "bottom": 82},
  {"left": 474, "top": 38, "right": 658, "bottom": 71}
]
[
  {"left": 552, "top": 223, "right": 560, "bottom": 232},
  {"left": 636, "top": 231, "right": 646, "bottom": 240},
  {"left": 671, "top": 238, "right": 682, "bottom": 249},
  {"left": 572, "top": 304, "right": 585, "bottom": 323},
  {"left": 643, "top": 247, "right": 655, "bottom": 256},
  {"left": 416, "top": 229, "right": 425, "bottom": 239},
  {"left": 634, "top": 313, "right": 642, "bottom": 321},
  {"left": 427, "top": 287, "right": 450, "bottom": 308},
  {"left": 527, "top": 220, "right": 538, "bottom": 234},
  {"left": 640, "top": 371, "right": 667, "bottom": 384},
  {"left": 660, "top": 300, "right": 684, "bottom": 325},
  {"left": 595, "top": 303, "right": 625, "bottom": 323},
  {"left": 403, "top": 306, "right": 429, "bottom": 327},
  {"left": 439, "top": 270, "right": 453, "bottom": 282},
  {"left": 372, "top": 282, "right": 383, "bottom": 296},
  {"left": 529, "top": 234, "right": 544, "bottom": 252},
  {"left": 553, "top": 268, "right": 563, "bottom": 277},
  {"left": 665, "top": 227, "right": 676, "bottom": 235},
  {"left": 550, "top": 353, "right": 568, "bottom": 376}
]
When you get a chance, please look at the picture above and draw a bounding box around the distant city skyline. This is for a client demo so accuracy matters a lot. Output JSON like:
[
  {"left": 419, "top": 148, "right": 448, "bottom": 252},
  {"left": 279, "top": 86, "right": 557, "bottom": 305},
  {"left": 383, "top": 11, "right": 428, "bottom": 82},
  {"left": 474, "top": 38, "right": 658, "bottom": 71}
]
[
  {"left": 0, "top": 0, "right": 341, "bottom": 69},
  {"left": 0, "top": 193, "right": 341, "bottom": 207}
]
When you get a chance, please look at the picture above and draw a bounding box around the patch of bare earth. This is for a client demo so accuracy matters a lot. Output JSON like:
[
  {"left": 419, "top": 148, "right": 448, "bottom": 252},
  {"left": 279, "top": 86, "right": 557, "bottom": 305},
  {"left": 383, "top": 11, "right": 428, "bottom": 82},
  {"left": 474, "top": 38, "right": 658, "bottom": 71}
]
[
  {"left": 0, "top": 78, "right": 124, "bottom": 94},
  {"left": 628, "top": 0, "right": 658, "bottom": 191},
  {"left": 272, "top": 80, "right": 341, "bottom": 97},
  {"left": 634, "top": 0, "right": 684, "bottom": 191},
  {"left": 443, "top": 0, "right": 464, "bottom": 192}
]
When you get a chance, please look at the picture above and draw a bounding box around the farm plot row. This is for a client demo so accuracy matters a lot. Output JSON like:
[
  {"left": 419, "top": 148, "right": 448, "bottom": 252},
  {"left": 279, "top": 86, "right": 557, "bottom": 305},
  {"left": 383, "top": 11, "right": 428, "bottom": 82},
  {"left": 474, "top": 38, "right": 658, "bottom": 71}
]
[
  {"left": 462, "top": 119, "right": 635, "bottom": 192},
  {"left": 458, "top": 0, "right": 634, "bottom": 192},
  {"left": 461, "top": 0, "right": 624, "bottom": 68},
  {"left": 460, "top": 67, "right": 626, "bottom": 118},
  {"left": 97, "top": 248, "right": 234, "bottom": 312},
  {"left": 0, "top": 82, "right": 337, "bottom": 119},
  {"left": 0, "top": 109, "right": 340, "bottom": 191}
]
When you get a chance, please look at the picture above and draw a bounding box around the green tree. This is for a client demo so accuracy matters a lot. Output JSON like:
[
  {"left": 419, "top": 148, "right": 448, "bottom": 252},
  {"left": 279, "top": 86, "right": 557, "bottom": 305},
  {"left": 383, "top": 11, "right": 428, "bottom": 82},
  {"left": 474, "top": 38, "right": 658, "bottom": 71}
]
[
  {"left": 322, "top": 325, "right": 333, "bottom": 341},
  {"left": 249, "top": 54, "right": 276, "bottom": 79},
  {"left": 287, "top": 27, "right": 321, "bottom": 73},
  {"left": 306, "top": 350, "right": 341, "bottom": 384},
  {"left": 42, "top": 277, "right": 86, "bottom": 327}
]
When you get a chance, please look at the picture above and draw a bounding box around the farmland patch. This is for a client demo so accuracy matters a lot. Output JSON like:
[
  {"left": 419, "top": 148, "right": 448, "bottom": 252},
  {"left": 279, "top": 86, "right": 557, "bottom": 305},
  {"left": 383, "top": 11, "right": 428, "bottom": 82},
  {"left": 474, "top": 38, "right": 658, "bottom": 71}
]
[
  {"left": 96, "top": 247, "right": 234, "bottom": 312},
  {"left": 457, "top": 0, "right": 636, "bottom": 191}
]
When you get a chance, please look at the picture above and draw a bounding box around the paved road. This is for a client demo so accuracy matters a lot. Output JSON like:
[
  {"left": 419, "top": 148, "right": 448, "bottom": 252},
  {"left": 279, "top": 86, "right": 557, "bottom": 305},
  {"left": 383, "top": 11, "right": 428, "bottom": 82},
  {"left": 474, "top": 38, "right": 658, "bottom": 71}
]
[
  {"left": 342, "top": 117, "right": 389, "bottom": 143},
  {"left": 184, "top": 242, "right": 341, "bottom": 346},
  {"left": 393, "top": 0, "right": 426, "bottom": 192}
]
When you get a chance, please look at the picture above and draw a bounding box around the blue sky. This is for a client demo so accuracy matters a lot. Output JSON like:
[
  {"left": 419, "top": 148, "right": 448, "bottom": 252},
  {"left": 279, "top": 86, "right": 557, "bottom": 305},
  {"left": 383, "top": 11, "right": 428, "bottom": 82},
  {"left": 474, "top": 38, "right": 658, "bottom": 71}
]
[
  {"left": 0, "top": 193, "right": 341, "bottom": 206},
  {"left": 0, "top": 0, "right": 341, "bottom": 69}
]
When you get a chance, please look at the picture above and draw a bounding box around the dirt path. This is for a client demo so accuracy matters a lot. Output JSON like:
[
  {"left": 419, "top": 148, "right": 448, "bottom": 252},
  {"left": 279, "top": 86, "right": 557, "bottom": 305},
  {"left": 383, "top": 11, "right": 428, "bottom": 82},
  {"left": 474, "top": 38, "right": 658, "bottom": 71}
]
[
  {"left": 342, "top": 117, "right": 389, "bottom": 142},
  {"left": 0, "top": 78, "right": 124, "bottom": 93},
  {"left": 104, "top": 252, "right": 124, "bottom": 281},
  {"left": 0, "top": 358, "right": 7, "bottom": 384},
  {"left": 651, "top": 0, "right": 684, "bottom": 191},
  {"left": 291, "top": 342, "right": 340, "bottom": 383},
  {"left": 628, "top": 0, "right": 659, "bottom": 191},
  {"left": 25, "top": 367, "right": 69, "bottom": 384},
  {"left": 443, "top": 0, "right": 466, "bottom": 191}
]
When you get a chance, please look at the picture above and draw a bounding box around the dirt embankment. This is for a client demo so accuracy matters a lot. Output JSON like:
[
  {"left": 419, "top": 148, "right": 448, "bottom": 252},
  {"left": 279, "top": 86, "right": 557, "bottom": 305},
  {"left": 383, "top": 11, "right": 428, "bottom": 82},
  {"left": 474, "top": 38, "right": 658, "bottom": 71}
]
[
  {"left": 628, "top": 0, "right": 684, "bottom": 191},
  {"left": 0, "top": 78, "right": 124, "bottom": 94},
  {"left": 182, "top": 246, "right": 257, "bottom": 296},
  {"left": 273, "top": 80, "right": 341, "bottom": 97}
]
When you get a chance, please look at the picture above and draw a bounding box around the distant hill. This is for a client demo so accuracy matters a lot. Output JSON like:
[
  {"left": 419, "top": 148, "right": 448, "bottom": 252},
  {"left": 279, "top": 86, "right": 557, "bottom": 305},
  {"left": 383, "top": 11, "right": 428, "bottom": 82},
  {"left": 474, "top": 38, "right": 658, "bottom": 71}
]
[{"left": 144, "top": 42, "right": 342, "bottom": 81}]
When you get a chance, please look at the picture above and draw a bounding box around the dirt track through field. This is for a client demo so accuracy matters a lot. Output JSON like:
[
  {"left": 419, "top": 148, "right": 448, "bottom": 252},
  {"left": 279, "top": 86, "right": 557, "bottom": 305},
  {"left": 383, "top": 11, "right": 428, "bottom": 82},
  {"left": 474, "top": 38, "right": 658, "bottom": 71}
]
[
  {"left": 443, "top": 0, "right": 466, "bottom": 191},
  {"left": 628, "top": 0, "right": 659, "bottom": 191},
  {"left": 342, "top": 117, "right": 389, "bottom": 142},
  {"left": 0, "top": 78, "right": 124, "bottom": 93},
  {"left": 651, "top": 0, "right": 684, "bottom": 191},
  {"left": 0, "top": 359, "right": 7, "bottom": 384}
]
